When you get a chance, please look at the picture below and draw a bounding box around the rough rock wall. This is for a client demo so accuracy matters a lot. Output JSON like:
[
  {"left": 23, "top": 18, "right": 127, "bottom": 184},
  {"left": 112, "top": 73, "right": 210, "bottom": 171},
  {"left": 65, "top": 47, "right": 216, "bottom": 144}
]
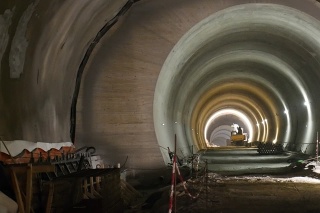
[{"left": 0, "top": 0, "right": 127, "bottom": 142}]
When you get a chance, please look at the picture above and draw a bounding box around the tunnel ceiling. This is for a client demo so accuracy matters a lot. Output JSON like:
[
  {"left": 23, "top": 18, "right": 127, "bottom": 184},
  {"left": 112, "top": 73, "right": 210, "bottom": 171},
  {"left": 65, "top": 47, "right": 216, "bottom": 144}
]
[{"left": 2, "top": 0, "right": 320, "bottom": 167}]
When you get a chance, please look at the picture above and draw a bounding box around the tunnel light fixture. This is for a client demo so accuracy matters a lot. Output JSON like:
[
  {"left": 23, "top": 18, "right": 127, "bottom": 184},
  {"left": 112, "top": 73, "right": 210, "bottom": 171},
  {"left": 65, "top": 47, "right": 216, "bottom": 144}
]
[
  {"left": 284, "top": 110, "right": 288, "bottom": 114},
  {"left": 174, "top": 121, "right": 178, "bottom": 124},
  {"left": 162, "top": 123, "right": 165, "bottom": 126}
]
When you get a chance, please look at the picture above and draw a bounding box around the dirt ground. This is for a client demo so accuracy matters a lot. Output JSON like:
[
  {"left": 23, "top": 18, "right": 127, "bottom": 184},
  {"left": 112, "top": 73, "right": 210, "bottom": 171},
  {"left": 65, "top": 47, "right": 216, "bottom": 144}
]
[
  {"left": 125, "top": 167, "right": 320, "bottom": 213},
  {"left": 172, "top": 174, "right": 320, "bottom": 213}
]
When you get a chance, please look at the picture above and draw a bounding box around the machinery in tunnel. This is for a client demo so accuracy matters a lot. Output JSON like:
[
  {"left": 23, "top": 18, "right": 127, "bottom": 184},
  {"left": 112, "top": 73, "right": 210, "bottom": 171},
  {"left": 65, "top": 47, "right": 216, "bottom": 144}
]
[
  {"left": 230, "top": 124, "right": 248, "bottom": 146},
  {"left": 205, "top": 111, "right": 251, "bottom": 147}
]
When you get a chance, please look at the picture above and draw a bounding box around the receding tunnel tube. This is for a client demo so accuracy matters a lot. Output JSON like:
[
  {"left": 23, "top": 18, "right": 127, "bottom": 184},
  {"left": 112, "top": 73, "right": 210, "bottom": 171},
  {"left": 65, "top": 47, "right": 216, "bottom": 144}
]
[
  {"left": 154, "top": 3, "right": 320, "bottom": 164},
  {"left": 209, "top": 125, "right": 233, "bottom": 146},
  {"left": 204, "top": 109, "right": 253, "bottom": 146}
]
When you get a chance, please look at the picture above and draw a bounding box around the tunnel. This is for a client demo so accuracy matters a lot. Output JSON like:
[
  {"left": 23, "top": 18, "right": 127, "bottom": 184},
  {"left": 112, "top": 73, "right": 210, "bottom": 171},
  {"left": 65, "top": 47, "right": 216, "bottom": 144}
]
[
  {"left": 3, "top": 0, "right": 320, "bottom": 212},
  {"left": 154, "top": 1, "right": 320, "bottom": 165},
  {"left": 1, "top": 0, "right": 320, "bottom": 173}
]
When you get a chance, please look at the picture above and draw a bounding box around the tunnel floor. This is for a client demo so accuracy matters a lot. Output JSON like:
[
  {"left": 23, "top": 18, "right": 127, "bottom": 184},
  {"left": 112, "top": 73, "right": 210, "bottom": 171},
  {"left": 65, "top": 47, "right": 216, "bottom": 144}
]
[
  {"left": 170, "top": 174, "right": 320, "bottom": 213},
  {"left": 125, "top": 148, "right": 320, "bottom": 213},
  {"left": 126, "top": 170, "right": 320, "bottom": 213}
]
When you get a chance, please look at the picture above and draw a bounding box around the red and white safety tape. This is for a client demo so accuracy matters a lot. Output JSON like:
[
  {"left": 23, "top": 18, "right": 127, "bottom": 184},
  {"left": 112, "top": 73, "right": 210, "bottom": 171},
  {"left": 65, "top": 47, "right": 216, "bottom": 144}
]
[
  {"left": 175, "top": 163, "right": 201, "bottom": 199},
  {"left": 168, "top": 155, "right": 176, "bottom": 213},
  {"left": 168, "top": 156, "right": 208, "bottom": 212}
]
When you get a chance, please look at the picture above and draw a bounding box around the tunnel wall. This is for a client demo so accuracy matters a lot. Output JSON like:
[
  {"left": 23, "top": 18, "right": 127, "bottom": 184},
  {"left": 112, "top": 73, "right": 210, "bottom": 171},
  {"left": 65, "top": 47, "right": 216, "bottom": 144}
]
[
  {"left": 1, "top": 0, "right": 320, "bottom": 169},
  {"left": 0, "top": 0, "right": 127, "bottom": 142}
]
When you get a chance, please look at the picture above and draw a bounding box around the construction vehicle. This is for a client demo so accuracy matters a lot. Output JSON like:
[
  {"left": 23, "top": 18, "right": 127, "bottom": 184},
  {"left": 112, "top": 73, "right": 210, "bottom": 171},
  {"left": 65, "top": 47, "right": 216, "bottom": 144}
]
[{"left": 230, "top": 126, "right": 247, "bottom": 146}]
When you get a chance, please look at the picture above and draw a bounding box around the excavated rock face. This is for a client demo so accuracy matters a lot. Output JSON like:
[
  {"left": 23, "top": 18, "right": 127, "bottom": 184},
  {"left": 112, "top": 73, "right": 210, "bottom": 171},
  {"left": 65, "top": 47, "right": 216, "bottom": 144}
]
[{"left": 1, "top": 0, "right": 320, "bottom": 169}]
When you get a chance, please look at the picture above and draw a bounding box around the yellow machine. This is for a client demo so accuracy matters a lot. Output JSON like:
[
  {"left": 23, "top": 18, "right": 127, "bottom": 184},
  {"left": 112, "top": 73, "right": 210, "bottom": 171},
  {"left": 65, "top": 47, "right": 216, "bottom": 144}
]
[{"left": 230, "top": 130, "right": 247, "bottom": 146}]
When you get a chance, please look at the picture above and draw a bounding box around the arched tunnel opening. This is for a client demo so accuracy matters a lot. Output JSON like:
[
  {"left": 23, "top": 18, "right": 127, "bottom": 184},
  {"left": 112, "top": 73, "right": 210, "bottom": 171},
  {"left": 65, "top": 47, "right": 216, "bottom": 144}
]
[
  {"left": 154, "top": 2, "right": 320, "bottom": 165},
  {"left": 2, "top": 0, "right": 320, "bottom": 212}
]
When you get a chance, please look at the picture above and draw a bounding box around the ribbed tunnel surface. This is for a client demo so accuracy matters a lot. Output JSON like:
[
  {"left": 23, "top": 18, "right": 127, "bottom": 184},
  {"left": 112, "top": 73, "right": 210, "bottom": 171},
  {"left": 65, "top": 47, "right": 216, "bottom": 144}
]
[
  {"left": 154, "top": 1, "right": 320, "bottom": 164},
  {"left": 1, "top": 0, "right": 320, "bottom": 170}
]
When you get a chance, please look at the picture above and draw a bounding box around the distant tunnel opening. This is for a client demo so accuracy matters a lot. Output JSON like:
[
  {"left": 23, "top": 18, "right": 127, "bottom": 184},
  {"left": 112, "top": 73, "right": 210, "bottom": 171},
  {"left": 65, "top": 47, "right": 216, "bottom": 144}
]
[{"left": 204, "top": 109, "right": 253, "bottom": 146}]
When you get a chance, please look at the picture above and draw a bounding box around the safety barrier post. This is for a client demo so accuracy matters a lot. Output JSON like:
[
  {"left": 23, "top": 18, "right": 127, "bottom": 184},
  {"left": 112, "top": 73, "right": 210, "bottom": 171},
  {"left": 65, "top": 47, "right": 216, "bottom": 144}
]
[
  {"left": 205, "top": 159, "right": 208, "bottom": 211},
  {"left": 168, "top": 154, "right": 176, "bottom": 213},
  {"left": 174, "top": 135, "right": 177, "bottom": 213},
  {"left": 317, "top": 132, "right": 319, "bottom": 165},
  {"left": 191, "top": 145, "right": 193, "bottom": 177},
  {"left": 169, "top": 135, "right": 177, "bottom": 213}
]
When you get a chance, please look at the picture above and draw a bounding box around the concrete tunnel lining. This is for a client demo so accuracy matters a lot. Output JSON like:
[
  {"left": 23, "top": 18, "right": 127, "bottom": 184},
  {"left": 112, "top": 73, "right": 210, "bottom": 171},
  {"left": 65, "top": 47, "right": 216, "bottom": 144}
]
[
  {"left": 154, "top": 3, "right": 320, "bottom": 164},
  {"left": 198, "top": 80, "right": 283, "bottom": 142},
  {"left": 199, "top": 77, "right": 291, "bottom": 143},
  {"left": 2, "top": 0, "right": 320, "bottom": 170}
]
